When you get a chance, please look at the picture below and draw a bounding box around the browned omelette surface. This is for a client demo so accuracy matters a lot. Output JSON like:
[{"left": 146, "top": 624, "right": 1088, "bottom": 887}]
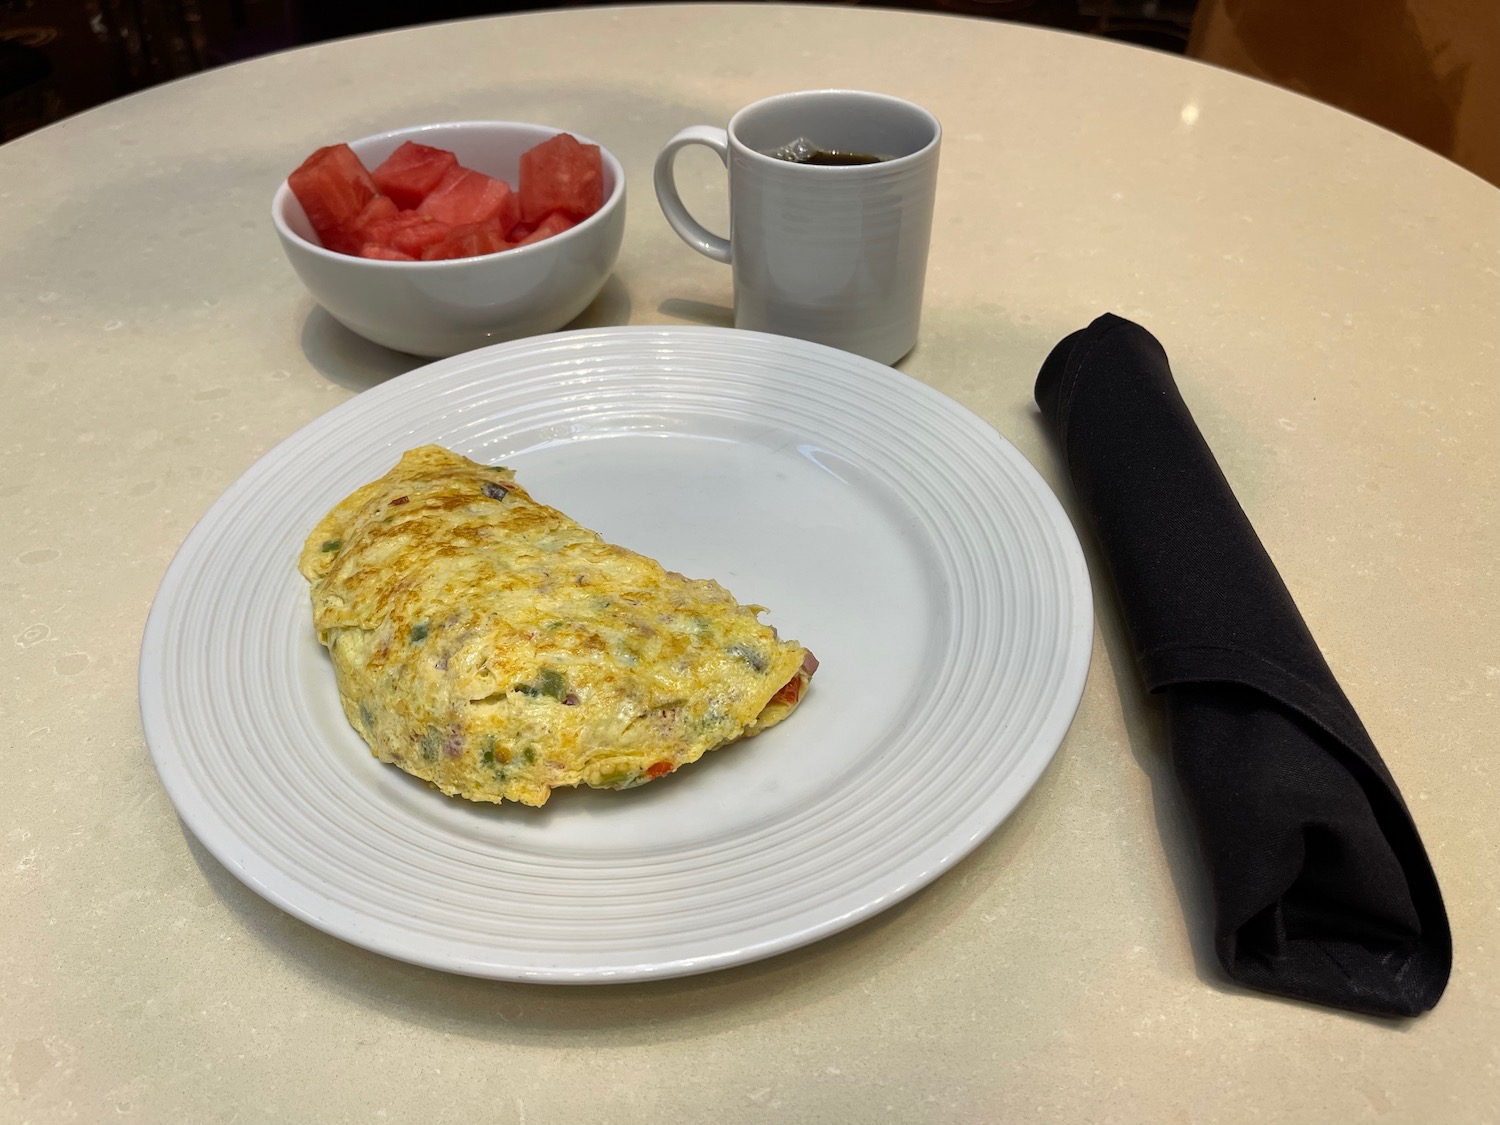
[{"left": 299, "top": 445, "right": 815, "bottom": 806}]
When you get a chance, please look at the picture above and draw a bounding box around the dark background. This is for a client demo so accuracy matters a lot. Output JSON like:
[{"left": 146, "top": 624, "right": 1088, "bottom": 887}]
[{"left": 0, "top": 0, "right": 1197, "bottom": 142}]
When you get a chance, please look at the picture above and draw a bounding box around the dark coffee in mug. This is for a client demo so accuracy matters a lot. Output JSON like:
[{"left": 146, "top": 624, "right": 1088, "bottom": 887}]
[
  {"left": 770, "top": 146, "right": 886, "bottom": 166},
  {"left": 764, "top": 135, "right": 889, "bottom": 166}
]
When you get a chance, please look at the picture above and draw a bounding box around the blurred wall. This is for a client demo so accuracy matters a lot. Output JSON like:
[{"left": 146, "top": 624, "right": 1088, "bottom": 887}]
[{"left": 1189, "top": 0, "right": 1500, "bottom": 187}]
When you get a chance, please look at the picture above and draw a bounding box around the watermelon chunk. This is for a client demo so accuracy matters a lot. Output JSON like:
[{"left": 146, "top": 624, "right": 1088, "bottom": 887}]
[
  {"left": 517, "top": 211, "right": 577, "bottom": 246},
  {"left": 348, "top": 194, "right": 400, "bottom": 243},
  {"left": 359, "top": 243, "right": 416, "bottom": 261},
  {"left": 419, "top": 167, "right": 521, "bottom": 234},
  {"left": 364, "top": 210, "right": 452, "bottom": 258},
  {"left": 391, "top": 221, "right": 452, "bottom": 258},
  {"left": 519, "top": 133, "right": 603, "bottom": 224},
  {"left": 420, "top": 218, "right": 514, "bottom": 261},
  {"left": 288, "top": 144, "right": 379, "bottom": 253},
  {"left": 288, "top": 132, "right": 605, "bottom": 261},
  {"left": 371, "top": 141, "right": 459, "bottom": 209}
]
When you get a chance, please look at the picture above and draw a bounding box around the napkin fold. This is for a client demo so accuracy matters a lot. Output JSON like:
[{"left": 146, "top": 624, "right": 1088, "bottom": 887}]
[{"left": 1035, "top": 313, "right": 1450, "bottom": 1018}]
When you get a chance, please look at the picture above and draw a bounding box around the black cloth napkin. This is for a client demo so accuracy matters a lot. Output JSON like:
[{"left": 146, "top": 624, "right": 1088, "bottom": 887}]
[{"left": 1035, "top": 313, "right": 1450, "bottom": 1017}]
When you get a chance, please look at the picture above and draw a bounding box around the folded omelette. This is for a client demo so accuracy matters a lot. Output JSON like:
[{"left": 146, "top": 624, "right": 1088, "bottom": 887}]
[{"left": 299, "top": 445, "right": 816, "bottom": 807}]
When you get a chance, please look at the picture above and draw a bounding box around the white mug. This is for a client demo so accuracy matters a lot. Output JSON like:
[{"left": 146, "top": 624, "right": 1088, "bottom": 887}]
[{"left": 654, "top": 89, "right": 941, "bottom": 365}]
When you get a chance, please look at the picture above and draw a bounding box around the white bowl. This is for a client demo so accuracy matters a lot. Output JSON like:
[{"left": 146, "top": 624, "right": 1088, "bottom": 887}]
[{"left": 272, "top": 121, "right": 626, "bottom": 357}]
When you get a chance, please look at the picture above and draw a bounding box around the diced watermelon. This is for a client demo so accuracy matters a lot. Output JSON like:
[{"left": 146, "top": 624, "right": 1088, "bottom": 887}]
[
  {"left": 420, "top": 218, "right": 514, "bottom": 261},
  {"left": 419, "top": 167, "right": 521, "bottom": 235},
  {"left": 517, "top": 211, "right": 577, "bottom": 245},
  {"left": 289, "top": 132, "right": 605, "bottom": 261},
  {"left": 288, "top": 144, "right": 379, "bottom": 253},
  {"left": 359, "top": 243, "right": 416, "bottom": 261},
  {"left": 519, "top": 133, "right": 604, "bottom": 224},
  {"left": 348, "top": 194, "right": 400, "bottom": 243},
  {"left": 364, "top": 210, "right": 452, "bottom": 257},
  {"left": 371, "top": 141, "right": 459, "bottom": 209},
  {"left": 392, "top": 221, "right": 452, "bottom": 258}
]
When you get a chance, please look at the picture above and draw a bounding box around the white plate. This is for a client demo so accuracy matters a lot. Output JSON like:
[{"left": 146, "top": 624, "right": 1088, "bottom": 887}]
[{"left": 140, "top": 326, "right": 1092, "bottom": 983}]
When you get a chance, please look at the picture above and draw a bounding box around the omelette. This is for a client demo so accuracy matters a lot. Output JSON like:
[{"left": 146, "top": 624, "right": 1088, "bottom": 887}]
[{"left": 298, "top": 445, "right": 816, "bottom": 807}]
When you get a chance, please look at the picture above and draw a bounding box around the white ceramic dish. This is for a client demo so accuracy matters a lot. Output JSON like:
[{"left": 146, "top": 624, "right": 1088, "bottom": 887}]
[
  {"left": 139, "top": 327, "right": 1093, "bottom": 983},
  {"left": 272, "top": 121, "right": 626, "bottom": 357}
]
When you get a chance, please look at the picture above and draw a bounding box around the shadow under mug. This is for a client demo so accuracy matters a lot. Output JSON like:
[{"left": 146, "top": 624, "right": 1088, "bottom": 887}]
[{"left": 654, "top": 89, "right": 941, "bottom": 366}]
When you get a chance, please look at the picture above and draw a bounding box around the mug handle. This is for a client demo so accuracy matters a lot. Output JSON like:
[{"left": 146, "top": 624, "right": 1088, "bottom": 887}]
[{"left": 654, "top": 125, "right": 732, "bottom": 264}]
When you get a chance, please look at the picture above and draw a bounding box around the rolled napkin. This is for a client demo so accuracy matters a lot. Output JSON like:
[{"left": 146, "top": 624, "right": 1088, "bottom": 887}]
[{"left": 1035, "top": 313, "right": 1450, "bottom": 1017}]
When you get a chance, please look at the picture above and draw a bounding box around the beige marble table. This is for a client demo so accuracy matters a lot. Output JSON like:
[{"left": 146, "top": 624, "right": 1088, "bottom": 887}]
[{"left": 3, "top": 4, "right": 1497, "bottom": 1121}]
